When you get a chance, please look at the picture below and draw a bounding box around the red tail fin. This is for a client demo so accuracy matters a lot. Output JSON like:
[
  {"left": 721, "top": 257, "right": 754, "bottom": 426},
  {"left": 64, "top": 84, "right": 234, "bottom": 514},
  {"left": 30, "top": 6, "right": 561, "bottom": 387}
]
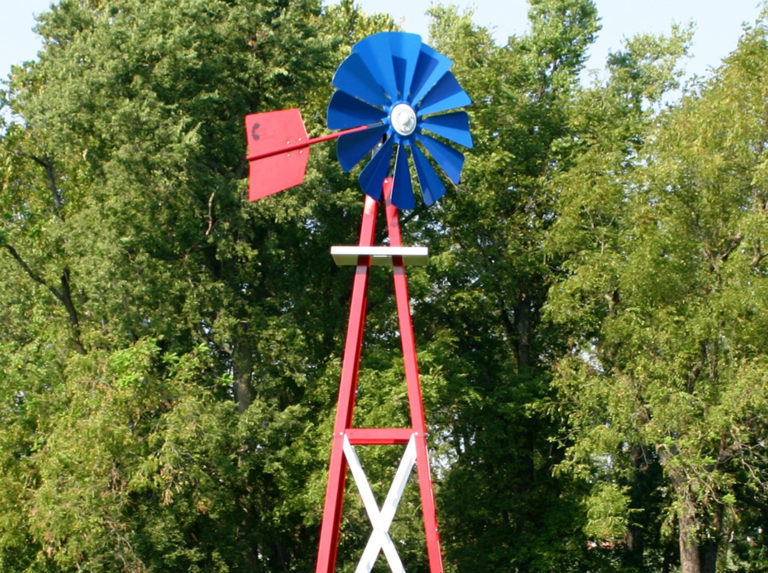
[{"left": 245, "top": 109, "right": 310, "bottom": 201}]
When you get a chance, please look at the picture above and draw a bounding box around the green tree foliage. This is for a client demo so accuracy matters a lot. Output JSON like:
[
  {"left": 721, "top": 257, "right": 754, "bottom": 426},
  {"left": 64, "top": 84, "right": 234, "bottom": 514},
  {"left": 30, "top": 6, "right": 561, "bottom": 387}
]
[
  {"left": 0, "top": 0, "right": 348, "bottom": 569},
  {"left": 2, "top": 0, "right": 768, "bottom": 572},
  {"left": 546, "top": 9, "right": 768, "bottom": 573},
  {"left": 419, "top": 3, "right": 613, "bottom": 571}
]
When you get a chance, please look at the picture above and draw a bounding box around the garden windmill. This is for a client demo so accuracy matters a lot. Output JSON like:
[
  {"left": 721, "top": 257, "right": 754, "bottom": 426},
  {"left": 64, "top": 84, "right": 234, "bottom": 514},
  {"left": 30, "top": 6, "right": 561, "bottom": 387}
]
[{"left": 245, "top": 31, "right": 472, "bottom": 573}]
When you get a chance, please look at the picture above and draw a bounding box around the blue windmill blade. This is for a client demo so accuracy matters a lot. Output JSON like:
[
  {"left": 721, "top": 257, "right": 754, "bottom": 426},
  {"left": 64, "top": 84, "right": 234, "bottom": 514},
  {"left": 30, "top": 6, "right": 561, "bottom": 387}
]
[
  {"left": 411, "top": 143, "right": 446, "bottom": 206},
  {"left": 328, "top": 91, "right": 384, "bottom": 130},
  {"left": 358, "top": 138, "right": 394, "bottom": 201},
  {"left": 336, "top": 124, "right": 389, "bottom": 172},
  {"left": 417, "top": 72, "right": 472, "bottom": 117},
  {"left": 391, "top": 145, "right": 416, "bottom": 210},
  {"left": 386, "top": 32, "right": 422, "bottom": 99},
  {"left": 420, "top": 112, "right": 474, "bottom": 148},
  {"left": 353, "top": 33, "right": 401, "bottom": 100},
  {"left": 409, "top": 44, "right": 453, "bottom": 105},
  {"left": 417, "top": 133, "right": 465, "bottom": 184},
  {"left": 332, "top": 52, "right": 390, "bottom": 108}
]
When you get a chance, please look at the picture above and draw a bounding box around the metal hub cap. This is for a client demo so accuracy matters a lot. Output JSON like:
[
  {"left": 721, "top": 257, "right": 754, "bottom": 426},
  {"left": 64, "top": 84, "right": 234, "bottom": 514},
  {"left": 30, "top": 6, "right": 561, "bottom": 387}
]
[{"left": 390, "top": 103, "right": 417, "bottom": 136}]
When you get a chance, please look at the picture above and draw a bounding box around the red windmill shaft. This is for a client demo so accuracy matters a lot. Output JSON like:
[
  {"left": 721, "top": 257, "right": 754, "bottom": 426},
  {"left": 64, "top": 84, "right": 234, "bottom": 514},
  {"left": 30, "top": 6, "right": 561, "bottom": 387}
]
[
  {"left": 245, "top": 125, "right": 368, "bottom": 162},
  {"left": 243, "top": 28, "right": 476, "bottom": 568}
]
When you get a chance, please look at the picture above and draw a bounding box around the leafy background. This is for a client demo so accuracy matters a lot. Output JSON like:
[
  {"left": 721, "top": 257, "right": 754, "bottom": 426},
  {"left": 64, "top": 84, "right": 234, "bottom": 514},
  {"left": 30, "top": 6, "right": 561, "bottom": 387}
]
[{"left": 1, "top": 1, "right": 768, "bottom": 571}]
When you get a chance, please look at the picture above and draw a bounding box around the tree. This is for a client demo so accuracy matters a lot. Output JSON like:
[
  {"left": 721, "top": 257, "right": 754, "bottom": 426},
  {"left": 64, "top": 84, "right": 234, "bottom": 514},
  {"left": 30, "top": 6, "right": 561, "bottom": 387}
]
[
  {"left": 0, "top": 0, "right": 349, "bottom": 569},
  {"left": 546, "top": 11, "right": 768, "bottom": 573},
  {"left": 414, "top": 2, "right": 611, "bottom": 570}
]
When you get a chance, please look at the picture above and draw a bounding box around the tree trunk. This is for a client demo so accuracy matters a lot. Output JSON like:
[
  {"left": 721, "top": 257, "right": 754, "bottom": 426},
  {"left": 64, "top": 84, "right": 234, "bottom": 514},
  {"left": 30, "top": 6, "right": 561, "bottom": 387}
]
[
  {"left": 233, "top": 335, "right": 254, "bottom": 412},
  {"left": 700, "top": 501, "right": 723, "bottom": 573},
  {"left": 624, "top": 445, "right": 647, "bottom": 567},
  {"left": 679, "top": 496, "right": 701, "bottom": 573},
  {"left": 513, "top": 293, "right": 534, "bottom": 369}
]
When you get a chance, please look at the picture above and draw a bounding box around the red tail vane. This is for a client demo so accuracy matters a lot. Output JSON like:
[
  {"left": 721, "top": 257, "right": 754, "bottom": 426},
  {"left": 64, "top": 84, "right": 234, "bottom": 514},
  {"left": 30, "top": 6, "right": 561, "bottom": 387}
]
[
  {"left": 245, "top": 109, "right": 310, "bottom": 201},
  {"left": 245, "top": 109, "right": 370, "bottom": 201}
]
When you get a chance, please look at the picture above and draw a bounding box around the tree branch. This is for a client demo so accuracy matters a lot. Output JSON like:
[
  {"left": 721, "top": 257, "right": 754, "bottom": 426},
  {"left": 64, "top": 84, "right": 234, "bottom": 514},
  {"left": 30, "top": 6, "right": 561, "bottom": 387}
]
[
  {"left": 3, "top": 243, "right": 50, "bottom": 290},
  {"left": 752, "top": 240, "right": 767, "bottom": 268},
  {"left": 15, "top": 151, "right": 65, "bottom": 219},
  {"left": 3, "top": 243, "right": 85, "bottom": 354}
]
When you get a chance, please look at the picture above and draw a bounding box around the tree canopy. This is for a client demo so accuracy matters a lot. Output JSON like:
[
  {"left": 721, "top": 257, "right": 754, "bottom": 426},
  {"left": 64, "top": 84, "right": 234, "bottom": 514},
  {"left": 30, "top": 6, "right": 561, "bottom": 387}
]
[{"left": 1, "top": 1, "right": 767, "bottom": 571}]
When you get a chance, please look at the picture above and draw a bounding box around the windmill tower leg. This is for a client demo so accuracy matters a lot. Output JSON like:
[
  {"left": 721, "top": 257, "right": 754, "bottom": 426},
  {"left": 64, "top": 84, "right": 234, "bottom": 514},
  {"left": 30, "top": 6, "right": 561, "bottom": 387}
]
[
  {"left": 315, "top": 181, "right": 444, "bottom": 573},
  {"left": 316, "top": 195, "right": 379, "bottom": 572},
  {"left": 384, "top": 188, "right": 444, "bottom": 571}
]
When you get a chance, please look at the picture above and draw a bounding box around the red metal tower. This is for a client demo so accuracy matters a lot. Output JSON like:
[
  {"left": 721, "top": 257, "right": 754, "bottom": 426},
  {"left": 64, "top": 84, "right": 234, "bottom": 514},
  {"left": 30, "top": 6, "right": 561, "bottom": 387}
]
[{"left": 316, "top": 178, "right": 443, "bottom": 572}]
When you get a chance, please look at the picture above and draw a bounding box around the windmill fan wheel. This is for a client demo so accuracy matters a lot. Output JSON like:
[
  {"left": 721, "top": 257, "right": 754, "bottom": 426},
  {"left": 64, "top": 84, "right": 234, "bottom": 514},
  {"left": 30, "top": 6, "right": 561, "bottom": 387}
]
[{"left": 327, "top": 31, "right": 474, "bottom": 210}]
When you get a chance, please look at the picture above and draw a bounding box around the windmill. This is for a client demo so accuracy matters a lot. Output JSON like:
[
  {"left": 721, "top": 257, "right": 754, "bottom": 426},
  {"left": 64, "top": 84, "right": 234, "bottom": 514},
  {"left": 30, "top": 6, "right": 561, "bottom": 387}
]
[{"left": 245, "top": 31, "right": 472, "bottom": 573}]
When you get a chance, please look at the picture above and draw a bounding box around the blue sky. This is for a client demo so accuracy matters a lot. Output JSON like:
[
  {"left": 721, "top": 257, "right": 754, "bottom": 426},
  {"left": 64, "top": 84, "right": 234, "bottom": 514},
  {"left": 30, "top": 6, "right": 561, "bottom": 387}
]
[
  {"left": 1, "top": 1, "right": 767, "bottom": 83},
  {"left": 353, "top": 0, "right": 767, "bottom": 80}
]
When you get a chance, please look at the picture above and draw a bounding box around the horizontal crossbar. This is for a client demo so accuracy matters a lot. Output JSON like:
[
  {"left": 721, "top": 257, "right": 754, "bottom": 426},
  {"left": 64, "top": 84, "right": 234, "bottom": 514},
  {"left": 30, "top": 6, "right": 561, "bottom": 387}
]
[
  {"left": 330, "top": 246, "right": 429, "bottom": 267},
  {"left": 345, "top": 428, "right": 416, "bottom": 445}
]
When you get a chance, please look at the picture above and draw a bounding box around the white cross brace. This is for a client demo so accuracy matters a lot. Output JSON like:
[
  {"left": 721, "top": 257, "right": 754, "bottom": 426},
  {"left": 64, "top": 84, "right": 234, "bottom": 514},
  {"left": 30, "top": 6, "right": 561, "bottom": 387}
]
[{"left": 342, "top": 433, "right": 418, "bottom": 573}]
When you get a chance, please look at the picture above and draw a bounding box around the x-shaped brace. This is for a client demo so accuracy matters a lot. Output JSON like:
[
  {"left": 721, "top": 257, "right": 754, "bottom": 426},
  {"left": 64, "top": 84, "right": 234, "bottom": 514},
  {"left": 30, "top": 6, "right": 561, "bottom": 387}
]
[{"left": 342, "top": 433, "right": 418, "bottom": 573}]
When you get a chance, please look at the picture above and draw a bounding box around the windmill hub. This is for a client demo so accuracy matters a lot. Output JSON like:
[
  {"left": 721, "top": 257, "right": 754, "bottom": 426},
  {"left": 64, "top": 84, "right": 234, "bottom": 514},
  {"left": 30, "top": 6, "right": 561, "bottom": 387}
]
[{"left": 390, "top": 103, "right": 417, "bottom": 137}]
